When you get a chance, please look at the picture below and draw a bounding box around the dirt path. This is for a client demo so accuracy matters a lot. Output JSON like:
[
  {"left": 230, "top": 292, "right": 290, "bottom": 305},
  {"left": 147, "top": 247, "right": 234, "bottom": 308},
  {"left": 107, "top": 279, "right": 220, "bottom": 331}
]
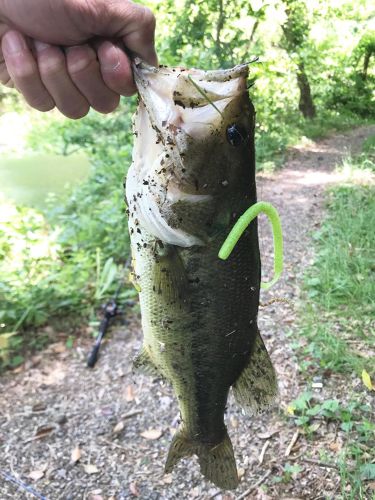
[{"left": 1, "top": 125, "right": 374, "bottom": 500}]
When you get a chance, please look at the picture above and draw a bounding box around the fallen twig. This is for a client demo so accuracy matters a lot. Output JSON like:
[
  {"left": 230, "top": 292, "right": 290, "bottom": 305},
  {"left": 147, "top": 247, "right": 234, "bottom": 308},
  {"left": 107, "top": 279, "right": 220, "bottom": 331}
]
[
  {"left": 235, "top": 469, "right": 273, "bottom": 500},
  {"left": 258, "top": 440, "right": 270, "bottom": 465},
  {"left": 285, "top": 430, "right": 299, "bottom": 457},
  {"left": 122, "top": 410, "right": 143, "bottom": 419},
  {"left": 99, "top": 437, "right": 128, "bottom": 451},
  {"left": 302, "top": 458, "right": 338, "bottom": 469},
  {"left": 0, "top": 470, "right": 48, "bottom": 500}
]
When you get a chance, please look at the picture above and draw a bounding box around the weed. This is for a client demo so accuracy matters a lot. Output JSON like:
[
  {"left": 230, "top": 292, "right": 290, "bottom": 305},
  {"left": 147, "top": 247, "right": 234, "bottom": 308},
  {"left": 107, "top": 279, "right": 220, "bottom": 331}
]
[{"left": 297, "top": 154, "right": 375, "bottom": 376}]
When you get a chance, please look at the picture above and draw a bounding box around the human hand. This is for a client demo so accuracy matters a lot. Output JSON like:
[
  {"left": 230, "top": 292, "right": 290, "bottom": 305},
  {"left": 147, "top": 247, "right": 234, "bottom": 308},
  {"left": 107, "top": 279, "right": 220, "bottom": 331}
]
[{"left": 0, "top": 0, "right": 157, "bottom": 118}]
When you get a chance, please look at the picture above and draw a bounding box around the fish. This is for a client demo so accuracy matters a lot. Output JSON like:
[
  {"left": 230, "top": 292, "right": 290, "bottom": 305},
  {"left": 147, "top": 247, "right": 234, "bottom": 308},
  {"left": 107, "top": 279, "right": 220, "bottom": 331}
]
[{"left": 125, "top": 59, "right": 278, "bottom": 490}]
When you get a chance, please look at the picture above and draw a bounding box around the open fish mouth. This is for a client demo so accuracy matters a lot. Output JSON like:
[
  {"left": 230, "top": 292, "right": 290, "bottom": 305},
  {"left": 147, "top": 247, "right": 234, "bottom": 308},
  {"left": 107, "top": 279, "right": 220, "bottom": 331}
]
[
  {"left": 132, "top": 58, "right": 250, "bottom": 141},
  {"left": 126, "top": 60, "right": 255, "bottom": 248}
]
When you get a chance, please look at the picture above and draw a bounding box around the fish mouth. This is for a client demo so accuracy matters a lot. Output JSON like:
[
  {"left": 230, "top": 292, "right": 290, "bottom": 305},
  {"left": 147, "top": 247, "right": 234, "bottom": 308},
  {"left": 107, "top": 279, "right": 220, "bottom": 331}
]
[
  {"left": 132, "top": 59, "right": 251, "bottom": 141},
  {"left": 127, "top": 60, "right": 254, "bottom": 248}
]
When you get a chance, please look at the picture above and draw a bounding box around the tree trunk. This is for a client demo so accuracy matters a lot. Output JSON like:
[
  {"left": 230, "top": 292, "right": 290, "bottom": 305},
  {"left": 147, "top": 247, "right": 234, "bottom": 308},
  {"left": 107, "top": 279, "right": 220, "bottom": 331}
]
[
  {"left": 363, "top": 51, "right": 371, "bottom": 80},
  {"left": 296, "top": 62, "right": 316, "bottom": 119},
  {"left": 215, "top": 0, "right": 225, "bottom": 66}
]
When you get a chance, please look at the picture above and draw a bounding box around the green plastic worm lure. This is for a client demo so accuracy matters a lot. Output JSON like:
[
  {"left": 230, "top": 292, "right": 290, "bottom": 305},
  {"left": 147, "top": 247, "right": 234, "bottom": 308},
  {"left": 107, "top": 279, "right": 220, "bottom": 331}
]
[{"left": 219, "top": 202, "right": 283, "bottom": 290}]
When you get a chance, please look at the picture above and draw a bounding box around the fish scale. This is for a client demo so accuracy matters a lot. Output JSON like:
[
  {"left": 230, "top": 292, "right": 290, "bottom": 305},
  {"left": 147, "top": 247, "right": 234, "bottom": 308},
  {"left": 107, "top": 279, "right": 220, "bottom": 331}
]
[{"left": 126, "top": 60, "right": 277, "bottom": 490}]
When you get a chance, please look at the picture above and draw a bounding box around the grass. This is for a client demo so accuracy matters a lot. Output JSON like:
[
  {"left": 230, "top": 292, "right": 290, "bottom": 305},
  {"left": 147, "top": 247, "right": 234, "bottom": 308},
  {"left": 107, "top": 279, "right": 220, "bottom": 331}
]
[
  {"left": 297, "top": 153, "right": 375, "bottom": 376},
  {"left": 291, "top": 147, "right": 375, "bottom": 499}
]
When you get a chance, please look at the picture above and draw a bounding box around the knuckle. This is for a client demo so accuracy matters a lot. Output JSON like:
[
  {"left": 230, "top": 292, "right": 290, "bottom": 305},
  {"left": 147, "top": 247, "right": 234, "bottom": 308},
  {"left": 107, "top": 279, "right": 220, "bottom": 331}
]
[
  {"left": 39, "top": 54, "right": 65, "bottom": 79},
  {"left": 12, "top": 61, "right": 36, "bottom": 81},
  {"left": 141, "top": 7, "right": 156, "bottom": 31},
  {"left": 67, "top": 49, "right": 97, "bottom": 76}
]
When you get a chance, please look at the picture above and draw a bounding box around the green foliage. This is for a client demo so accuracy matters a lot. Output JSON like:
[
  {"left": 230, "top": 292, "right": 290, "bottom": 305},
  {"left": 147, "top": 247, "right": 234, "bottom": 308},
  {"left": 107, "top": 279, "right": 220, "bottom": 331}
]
[
  {"left": 272, "top": 463, "right": 302, "bottom": 484},
  {"left": 151, "top": 0, "right": 268, "bottom": 68},
  {"left": 325, "top": 71, "right": 375, "bottom": 118},
  {"left": 288, "top": 391, "right": 374, "bottom": 498},
  {"left": 296, "top": 152, "right": 375, "bottom": 375},
  {"left": 281, "top": 0, "right": 310, "bottom": 54},
  {"left": 0, "top": 105, "right": 137, "bottom": 368}
]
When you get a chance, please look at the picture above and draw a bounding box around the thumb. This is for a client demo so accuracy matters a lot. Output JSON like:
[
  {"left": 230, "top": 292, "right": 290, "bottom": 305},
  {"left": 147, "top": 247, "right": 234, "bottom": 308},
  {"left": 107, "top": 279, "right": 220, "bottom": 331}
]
[{"left": 108, "top": 2, "right": 158, "bottom": 66}]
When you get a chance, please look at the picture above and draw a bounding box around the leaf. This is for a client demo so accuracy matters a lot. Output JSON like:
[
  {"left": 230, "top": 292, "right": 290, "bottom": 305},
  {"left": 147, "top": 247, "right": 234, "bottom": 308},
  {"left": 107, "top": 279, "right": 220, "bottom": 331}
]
[
  {"left": 307, "top": 277, "right": 320, "bottom": 286},
  {"left": 34, "top": 426, "right": 55, "bottom": 439},
  {"left": 129, "top": 482, "right": 140, "bottom": 496},
  {"left": 32, "top": 402, "right": 47, "bottom": 412},
  {"left": 65, "top": 336, "right": 74, "bottom": 349},
  {"left": 238, "top": 467, "right": 245, "bottom": 478},
  {"left": 140, "top": 429, "right": 162, "bottom": 440},
  {"left": 329, "top": 441, "right": 341, "bottom": 452},
  {"left": 71, "top": 446, "right": 82, "bottom": 463},
  {"left": 10, "top": 354, "right": 24, "bottom": 367},
  {"left": 113, "top": 421, "right": 125, "bottom": 434},
  {"left": 0, "top": 332, "right": 16, "bottom": 350},
  {"left": 360, "top": 463, "right": 375, "bottom": 480},
  {"left": 341, "top": 422, "right": 353, "bottom": 432},
  {"left": 258, "top": 428, "right": 280, "bottom": 439},
  {"left": 163, "top": 474, "right": 173, "bottom": 485},
  {"left": 362, "top": 369, "right": 374, "bottom": 391},
  {"left": 286, "top": 405, "right": 295, "bottom": 415},
  {"left": 308, "top": 422, "right": 321, "bottom": 433},
  {"left": 28, "top": 470, "right": 44, "bottom": 481},
  {"left": 84, "top": 464, "right": 99, "bottom": 475},
  {"left": 125, "top": 385, "right": 135, "bottom": 402}
]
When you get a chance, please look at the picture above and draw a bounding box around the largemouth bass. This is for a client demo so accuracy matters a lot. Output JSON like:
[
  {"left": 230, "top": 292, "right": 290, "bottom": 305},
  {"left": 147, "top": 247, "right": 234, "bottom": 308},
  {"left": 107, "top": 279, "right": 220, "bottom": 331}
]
[{"left": 126, "top": 60, "right": 277, "bottom": 490}]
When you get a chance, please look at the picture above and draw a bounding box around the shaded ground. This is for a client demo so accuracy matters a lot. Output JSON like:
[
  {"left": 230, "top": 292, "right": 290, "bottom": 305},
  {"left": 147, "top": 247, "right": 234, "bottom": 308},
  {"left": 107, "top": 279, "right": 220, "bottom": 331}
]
[{"left": 1, "top": 125, "right": 374, "bottom": 500}]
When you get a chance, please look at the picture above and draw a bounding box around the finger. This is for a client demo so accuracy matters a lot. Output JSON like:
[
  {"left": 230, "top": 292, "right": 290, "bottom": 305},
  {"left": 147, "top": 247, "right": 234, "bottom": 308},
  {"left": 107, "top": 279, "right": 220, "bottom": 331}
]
[
  {"left": 65, "top": 44, "right": 119, "bottom": 113},
  {"left": 107, "top": 3, "right": 158, "bottom": 65},
  {"left": 34, "top": 40, "right": 90, "bottom": 119},
  {"left": 96, "top": 41, "right": 136, "bottom": 97},
  {"left": 0, "top": 44, "right": 12, "bottom": 86},
  {"left": 2, "top": 30, "right": 54, "bottom": 111},
  {"left": 122, "top": 6, "right": 158, "bottom": 65}
]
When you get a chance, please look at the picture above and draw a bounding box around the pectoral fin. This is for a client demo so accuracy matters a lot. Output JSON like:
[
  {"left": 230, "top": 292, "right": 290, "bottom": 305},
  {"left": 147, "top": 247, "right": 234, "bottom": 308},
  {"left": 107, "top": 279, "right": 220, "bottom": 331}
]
[{"left": 232, "top": 330, "right": 278, "bottom": 415}]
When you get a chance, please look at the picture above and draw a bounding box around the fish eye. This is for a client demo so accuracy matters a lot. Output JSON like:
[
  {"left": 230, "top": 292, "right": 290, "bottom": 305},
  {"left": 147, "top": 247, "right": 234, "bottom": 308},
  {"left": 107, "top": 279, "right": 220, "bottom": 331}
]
[{"left": 226, "top": 124, "right": 247, "bottom": 147}]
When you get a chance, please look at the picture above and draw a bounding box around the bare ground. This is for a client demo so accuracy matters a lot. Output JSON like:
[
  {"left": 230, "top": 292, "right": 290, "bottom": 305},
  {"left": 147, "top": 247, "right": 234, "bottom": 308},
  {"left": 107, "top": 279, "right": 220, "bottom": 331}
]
[{"left": 0, "top": 125, "right": 374, "bottom": 500}]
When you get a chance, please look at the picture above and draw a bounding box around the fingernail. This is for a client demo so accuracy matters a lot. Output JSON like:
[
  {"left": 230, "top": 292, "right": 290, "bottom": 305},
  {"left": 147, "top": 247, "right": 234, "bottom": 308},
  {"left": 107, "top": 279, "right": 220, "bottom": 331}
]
[
  {"left": 101, "top": 42, "right": 121, "bottom": 71},
  {"left": 34, "top": 40, "right": 51, "bottom": 53},
  {"left": 2, "top": 31, "right": 27, "bottom": 55},
  {"left": 144, "top": 49, "right": 158, "bottom": 67}
]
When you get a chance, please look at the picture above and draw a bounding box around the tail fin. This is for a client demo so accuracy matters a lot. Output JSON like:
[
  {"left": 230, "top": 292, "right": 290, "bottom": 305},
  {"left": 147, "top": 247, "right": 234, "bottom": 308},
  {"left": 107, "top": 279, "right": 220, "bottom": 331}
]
[
  {"left": 232, "top": 330, "right": 278, "bottom": 415},
  {"left": 165, "top": 429, "right": 238, "bottom": 490}
]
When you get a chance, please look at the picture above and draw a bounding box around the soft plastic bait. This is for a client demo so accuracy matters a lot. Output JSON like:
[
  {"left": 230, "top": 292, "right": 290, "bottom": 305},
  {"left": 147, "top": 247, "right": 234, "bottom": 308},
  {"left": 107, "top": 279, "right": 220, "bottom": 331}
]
[{"left": 219, "top": 202, "right": 283, "bottom": 290}]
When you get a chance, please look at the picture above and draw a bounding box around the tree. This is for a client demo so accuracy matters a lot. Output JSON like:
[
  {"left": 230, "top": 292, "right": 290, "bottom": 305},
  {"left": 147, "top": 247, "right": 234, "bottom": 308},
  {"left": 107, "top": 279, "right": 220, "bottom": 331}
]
[
  {"left": 355, "top": 30, "right": 375, "bottom": 80},
  {"left": 153, "top": 0, "right": 267, "bottom": 69},
  {"left": 281, "top": 0, "right": 316, "bottom": 118}
]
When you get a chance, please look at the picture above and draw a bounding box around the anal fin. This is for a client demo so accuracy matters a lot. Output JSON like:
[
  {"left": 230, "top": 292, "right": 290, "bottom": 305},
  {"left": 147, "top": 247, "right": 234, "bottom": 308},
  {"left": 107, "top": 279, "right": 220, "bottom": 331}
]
[{"left": 232, "top": 330, "right": 278, "bottom": 415}]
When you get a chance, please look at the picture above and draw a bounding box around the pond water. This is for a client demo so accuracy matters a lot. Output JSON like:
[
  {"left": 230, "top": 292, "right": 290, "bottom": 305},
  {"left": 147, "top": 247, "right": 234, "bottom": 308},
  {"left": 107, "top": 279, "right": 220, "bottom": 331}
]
[{"left": 0, "top": 153, "right": 91, "bottom": 208}]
